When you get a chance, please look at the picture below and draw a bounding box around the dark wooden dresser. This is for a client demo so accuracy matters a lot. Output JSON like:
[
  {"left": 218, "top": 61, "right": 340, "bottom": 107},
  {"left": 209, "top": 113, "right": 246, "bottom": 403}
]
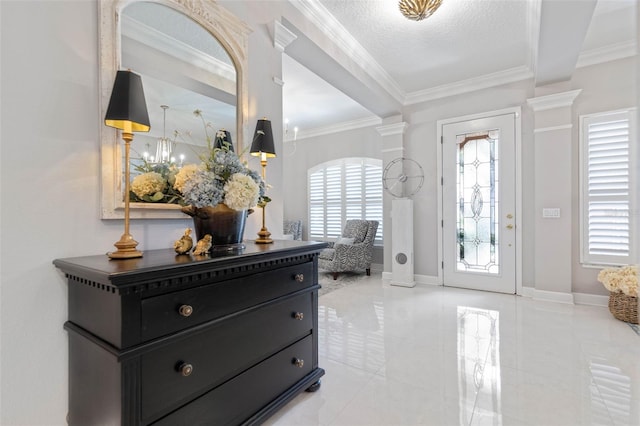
[{"left": 54, "top": 240, "right": 327, "bottom": 425}]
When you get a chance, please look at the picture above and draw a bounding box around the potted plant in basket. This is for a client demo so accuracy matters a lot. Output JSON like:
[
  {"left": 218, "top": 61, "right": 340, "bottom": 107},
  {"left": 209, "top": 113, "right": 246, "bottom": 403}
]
[{"left": 597, "top": 265, "right": 638, "bottom": 324}]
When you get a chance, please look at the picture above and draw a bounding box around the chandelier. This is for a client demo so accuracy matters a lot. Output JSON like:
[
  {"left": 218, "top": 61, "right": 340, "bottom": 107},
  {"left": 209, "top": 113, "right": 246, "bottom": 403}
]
[
  {"left": 154, "top": 105, "right": 173, "bottom": 164},
  {"left": 398, "top": 0, "right": 443, "bottom": 21}
]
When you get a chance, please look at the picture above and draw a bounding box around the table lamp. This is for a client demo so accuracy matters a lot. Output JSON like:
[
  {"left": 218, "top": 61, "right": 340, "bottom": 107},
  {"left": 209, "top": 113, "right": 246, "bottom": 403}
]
[
  {"left": 104, "top": 70, "right": 150, "bottom": 258},
  {"left": 250, "top": 118, "right": 276, "bottom": 244}
]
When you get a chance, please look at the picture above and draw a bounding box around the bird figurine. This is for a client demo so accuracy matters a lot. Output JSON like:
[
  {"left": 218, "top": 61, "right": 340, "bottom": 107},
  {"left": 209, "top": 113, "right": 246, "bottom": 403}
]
[
  {"left": 192, "top": 234, "right": 212, "bottom": 256},
  {"left": 173, "top": 228, "right": 193, "bottom": 255}
]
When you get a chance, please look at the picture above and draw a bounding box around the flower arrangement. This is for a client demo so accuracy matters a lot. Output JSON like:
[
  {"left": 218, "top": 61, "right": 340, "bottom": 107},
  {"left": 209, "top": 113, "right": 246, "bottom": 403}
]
[
  {"left": 130, "top": 110, "right": 267, "bottom": 211},
  {"left": 597, "top": 265, "right": 638, "bottom": 297}
]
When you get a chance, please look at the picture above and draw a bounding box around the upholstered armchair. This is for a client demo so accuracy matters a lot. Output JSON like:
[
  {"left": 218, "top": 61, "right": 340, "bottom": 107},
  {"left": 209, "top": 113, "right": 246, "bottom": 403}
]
[
  {"left": 318, "top": 220, "right": 379, "bottom": 280},
  {"left": 283, "top": 219, "right": 302, "bottom": 240}
]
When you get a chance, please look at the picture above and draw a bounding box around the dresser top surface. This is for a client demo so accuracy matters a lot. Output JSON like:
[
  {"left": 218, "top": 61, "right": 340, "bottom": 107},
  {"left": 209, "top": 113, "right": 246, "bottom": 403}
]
[{"left": 53, "top": 240, "right": 327, "bottom": 287}]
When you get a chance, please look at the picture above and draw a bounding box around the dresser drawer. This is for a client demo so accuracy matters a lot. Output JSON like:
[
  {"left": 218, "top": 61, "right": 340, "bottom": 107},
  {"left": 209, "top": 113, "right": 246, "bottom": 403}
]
[
  {"left": 152, "top": 335, "right": 313, "bottom": 426},
  {"left": 140, "top": 292, "right": 312, "bottom": 423},
  {"left": 140, "top": 261, "right": 313, "bottom": 342}
]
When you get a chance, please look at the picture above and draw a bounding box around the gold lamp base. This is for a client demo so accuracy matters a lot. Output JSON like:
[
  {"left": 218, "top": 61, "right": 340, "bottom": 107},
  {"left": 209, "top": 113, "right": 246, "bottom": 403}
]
[
  {"left": 255, "top": 227, "right": 273, "bottom": 244},
  {"left": 108, "top": 233, "right": 143, "bottom": 259},
  {"left": 255, "top": 202, "right": 273, "bottom": 244}
]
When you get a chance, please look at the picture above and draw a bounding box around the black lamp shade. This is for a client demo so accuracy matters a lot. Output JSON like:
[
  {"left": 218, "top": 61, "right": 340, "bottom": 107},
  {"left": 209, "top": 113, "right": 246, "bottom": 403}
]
[
  {"left": 105, "top": 70, "right": 150, "bottom": 133},
  {"left": 250, "top": 118, "right": 276, "bottom": 158},
  {"left": 214, "top": 129, "right": 234, "bottom": 151}
]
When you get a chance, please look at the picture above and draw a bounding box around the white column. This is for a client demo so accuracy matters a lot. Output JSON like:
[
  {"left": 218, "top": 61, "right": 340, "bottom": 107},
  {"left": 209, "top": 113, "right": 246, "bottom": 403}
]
[
  {"left": 376, "top": 117, "right": 408, "bottom": 276},
  {"left": 526, "top": 89, "right": 581, "bottom": 302}
]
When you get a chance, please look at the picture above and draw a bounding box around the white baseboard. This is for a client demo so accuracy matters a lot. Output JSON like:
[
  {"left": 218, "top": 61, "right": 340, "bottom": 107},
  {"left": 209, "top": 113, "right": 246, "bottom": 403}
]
[
  {"left": 415, "top": 274, "right": 440, "bottom": 286},
  {"left": 379, "top": 276, "right": 608, "bottom": 306},
  {"left": 573, "top": 293, "right": 609, "bottom": 307},
  {"left": 531, "top": 289, "right": 575, "bottom": 304},
  {"left": 390, "top": 280, "right": 416, "bottom": 287},
  {"left": 521, "top": 286, "right": 535, "bottom": 298},
  {"left": 522, "top": 287, "right": 608, "bottom": 306},
  {"left": 382, "top": 272, "right": 440, "bottom": 287}
]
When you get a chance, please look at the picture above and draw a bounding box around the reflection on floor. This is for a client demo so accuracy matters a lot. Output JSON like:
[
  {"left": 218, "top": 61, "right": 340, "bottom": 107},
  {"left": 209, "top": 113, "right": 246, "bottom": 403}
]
[{"left": 265, "top": 273, "right": 640, "bottom": 426}]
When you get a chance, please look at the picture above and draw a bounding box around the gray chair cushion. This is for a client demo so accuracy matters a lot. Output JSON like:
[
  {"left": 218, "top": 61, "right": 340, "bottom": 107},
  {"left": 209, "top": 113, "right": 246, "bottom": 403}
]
[
  {"left": 342, "top": 220, "right": 369, "bottom": 243},
  {"left": 318, "top": 220, "right": 379, "bottom": 276},
  {"left": 283, "top": 219, "right": 302, "bottom": 240}
]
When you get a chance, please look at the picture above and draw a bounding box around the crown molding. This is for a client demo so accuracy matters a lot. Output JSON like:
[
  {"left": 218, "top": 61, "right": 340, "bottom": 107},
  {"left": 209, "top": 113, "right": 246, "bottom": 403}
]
[
  {"left": 533, "top": 124, "right": 573, "bottom": 133},
  {"left": 286, "top": 116, "right": 381, "bottom": 141},
  {"left": 526, "top": 89, "right": 582, "bottom": 112},
  {"left": 405, "top": 66, "right": 533, "bottom": 105},
  {"left": 289, "top": 0, "right": 405, "bottom": 104},
  {"left": 273, "top": 19, "right": 297, "bottom": 52},
  {"left": 526, "top": 0, "right": 542, "bottom": 75},
  {"left": 576, "top": 40, "right": 638, "bottom": 69},
  {"left": 376, "top": 122, "right": 408, "bottom": 136},
  {"left": 121, "top": 14, "right": 235, "bottom": 82},
  {"left": 381, "top": 147, "right": 405, "bottom": 153}
]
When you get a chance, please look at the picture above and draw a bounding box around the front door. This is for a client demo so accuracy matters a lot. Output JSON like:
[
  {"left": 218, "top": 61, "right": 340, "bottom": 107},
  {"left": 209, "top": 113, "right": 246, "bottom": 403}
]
[{"left": 441, "top": 112, "right": 517, "bottom": 293}]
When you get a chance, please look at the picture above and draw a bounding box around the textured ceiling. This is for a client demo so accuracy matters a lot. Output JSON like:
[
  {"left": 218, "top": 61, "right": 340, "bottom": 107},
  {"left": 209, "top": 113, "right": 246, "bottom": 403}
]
[
  {"left": 320, "top": 0, "right": 530, "bottom": 92},
  {"left": 123, "top": 0, "right": 638, "bottom": 141},
  {"left": 282, "top": 0, "right": 637, "bottom": 137}
]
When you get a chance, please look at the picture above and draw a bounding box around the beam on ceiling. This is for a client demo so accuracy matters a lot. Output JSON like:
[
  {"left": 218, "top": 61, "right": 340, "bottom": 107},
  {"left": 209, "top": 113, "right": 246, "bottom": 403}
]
[{"left": 535, "top": 0, "right": 597, "bottom": 86}]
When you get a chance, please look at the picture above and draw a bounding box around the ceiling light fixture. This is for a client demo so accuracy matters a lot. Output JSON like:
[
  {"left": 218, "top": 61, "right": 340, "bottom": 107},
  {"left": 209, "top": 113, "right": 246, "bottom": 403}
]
[
  {"left": 398, "top": 0, "right": 443, "bottom": 21},
  {"left": 154, "top": 105, "right": 173, "bottom": 164}
]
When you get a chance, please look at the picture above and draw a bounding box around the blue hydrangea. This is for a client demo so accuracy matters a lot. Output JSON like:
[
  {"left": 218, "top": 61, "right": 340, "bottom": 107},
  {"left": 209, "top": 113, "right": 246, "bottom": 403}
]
[{"left": 181, "top": 169, "right": 224, "bottom": 208}]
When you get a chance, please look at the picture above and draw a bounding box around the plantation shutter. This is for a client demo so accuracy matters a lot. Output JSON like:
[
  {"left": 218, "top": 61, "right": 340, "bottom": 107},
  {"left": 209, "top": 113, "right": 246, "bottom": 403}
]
[
  {"left": 364, "top": 162, "right": 383, "bottom": 244},
  {"left": 325, "top": 165, "right": 343, "bottom": 238},
  {"left": 582, "top": 110, "right": 634, "bottom": 265},
  {"left": 308, "top": 170, "right": 325, "bottom": 239},
  {"left": 345, "top": 162, "right": 363, "bottom": 221},
  {"left": 308, "top": 158, "right": 383, "bottom": 242}
]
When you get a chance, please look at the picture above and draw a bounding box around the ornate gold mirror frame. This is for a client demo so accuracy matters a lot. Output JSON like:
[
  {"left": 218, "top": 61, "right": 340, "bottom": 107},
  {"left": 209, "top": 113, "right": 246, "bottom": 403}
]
[{"left": 99, "top": 0, "right": 250, "bottom": 219}]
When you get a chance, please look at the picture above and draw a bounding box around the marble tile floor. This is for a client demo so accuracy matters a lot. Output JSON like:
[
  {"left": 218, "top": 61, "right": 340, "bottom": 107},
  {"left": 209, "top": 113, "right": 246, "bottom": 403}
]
[{"left": 265, "top": 274, "right": 640, "bottom": 426}]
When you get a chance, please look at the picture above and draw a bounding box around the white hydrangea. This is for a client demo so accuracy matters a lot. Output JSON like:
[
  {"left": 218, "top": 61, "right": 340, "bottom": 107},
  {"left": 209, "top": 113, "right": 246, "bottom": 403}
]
[
  {"left": 131, "top": 172, "right": 166, "bottom": 198},
  {"left": 223, "top": 173, "right": 260, "bottom": 211},
  {"left": 598, "top": 265, "right": 638, "bottom": 296},
  {"left": 173, "top": 164, "right": 201, "bottom": 193}
]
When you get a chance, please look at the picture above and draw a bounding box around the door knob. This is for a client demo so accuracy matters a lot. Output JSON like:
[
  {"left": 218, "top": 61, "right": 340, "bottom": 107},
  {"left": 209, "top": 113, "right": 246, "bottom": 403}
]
[
  {"left": 506, "top": 214, "right": 513, "bottom": 219},
  {"left": 506, "top": 224, "right": 514, "bottom": 230}
]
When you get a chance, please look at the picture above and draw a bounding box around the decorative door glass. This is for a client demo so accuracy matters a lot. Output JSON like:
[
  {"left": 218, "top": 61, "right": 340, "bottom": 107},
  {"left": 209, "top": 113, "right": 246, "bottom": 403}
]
[{"left": 456, "top": 130, "right": 500, "bottom": 274}]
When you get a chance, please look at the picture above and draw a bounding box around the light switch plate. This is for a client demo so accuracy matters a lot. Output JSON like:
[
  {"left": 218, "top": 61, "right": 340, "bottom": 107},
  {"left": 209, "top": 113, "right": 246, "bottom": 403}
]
[{"left": 542, "top": 208, "right": 561, "bottom": 218}]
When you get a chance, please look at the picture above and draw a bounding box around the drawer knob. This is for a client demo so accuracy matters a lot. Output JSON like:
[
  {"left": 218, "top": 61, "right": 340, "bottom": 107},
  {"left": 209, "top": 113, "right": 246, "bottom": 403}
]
[
  {"left": 178, "top": 304, "right": 193, "bottom": 317},
  {"left": 293, "top": 312, "right": 304, "bottom": 321},
  {"left": 293, "top": 358, "right": 304, "bottom": 368},
  {"left": 294, "top": 274, "right": 304, "bottom": 283},
  {"left": 179, "top": 363, "right": 193, "bottom": 377}
]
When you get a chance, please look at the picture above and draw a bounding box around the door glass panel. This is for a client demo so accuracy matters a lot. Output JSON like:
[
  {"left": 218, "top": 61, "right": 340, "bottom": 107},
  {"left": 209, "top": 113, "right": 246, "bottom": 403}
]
[{"left": 456, "top": 130, "right": 499, "bottom": 274}]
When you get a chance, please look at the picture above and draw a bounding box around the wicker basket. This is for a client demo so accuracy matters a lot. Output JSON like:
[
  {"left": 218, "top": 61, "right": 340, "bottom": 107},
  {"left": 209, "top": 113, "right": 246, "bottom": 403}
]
[{"left": 608, "top": 292, "right": 638, "bottom": 324}]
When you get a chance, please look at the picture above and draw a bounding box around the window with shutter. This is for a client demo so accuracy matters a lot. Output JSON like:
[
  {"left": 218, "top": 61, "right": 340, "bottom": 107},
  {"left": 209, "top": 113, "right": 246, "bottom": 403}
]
[
  {"left": 580, "top": 109, "right": 637, "bottom": 266},
  {"left": 308, "top": 158, "right": 383, "bottom": 244}
]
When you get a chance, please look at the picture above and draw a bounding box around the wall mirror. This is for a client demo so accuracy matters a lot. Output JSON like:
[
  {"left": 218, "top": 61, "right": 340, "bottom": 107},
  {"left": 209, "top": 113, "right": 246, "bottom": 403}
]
[{"left": 100, "top": 0, "right": 250, "bottom": 219}]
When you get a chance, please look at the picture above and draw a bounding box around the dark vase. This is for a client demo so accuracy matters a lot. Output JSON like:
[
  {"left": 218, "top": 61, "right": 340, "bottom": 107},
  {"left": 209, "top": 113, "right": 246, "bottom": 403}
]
[{"left": 181, "top": 204, "right": 247, "bottom": 252}]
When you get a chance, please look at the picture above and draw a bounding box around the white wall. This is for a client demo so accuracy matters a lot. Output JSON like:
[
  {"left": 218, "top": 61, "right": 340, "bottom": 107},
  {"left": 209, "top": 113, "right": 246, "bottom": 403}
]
[
  {"left": 282, "top": 125, "right": 382, "bottom": 235},
  {"left": 402, "top": 80, "right": 536, "bottom": 281},
  {"left": 0, "top": 1, "right": 286, "bottom": 424},
  {"left": 399, "top": 57, "right": 636, "bottom": 293},
  {"left": 281, "top": 125, "right": 384, "bottom": 264},
  {"left": 280, "top": 57, "right": 637, "bottom": 294},
  {"left": 0, "top": 1, "right": 636, "bottom": 423},
  {"left": 570, "top": 57, "right": 638, "bottom": 295}
]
